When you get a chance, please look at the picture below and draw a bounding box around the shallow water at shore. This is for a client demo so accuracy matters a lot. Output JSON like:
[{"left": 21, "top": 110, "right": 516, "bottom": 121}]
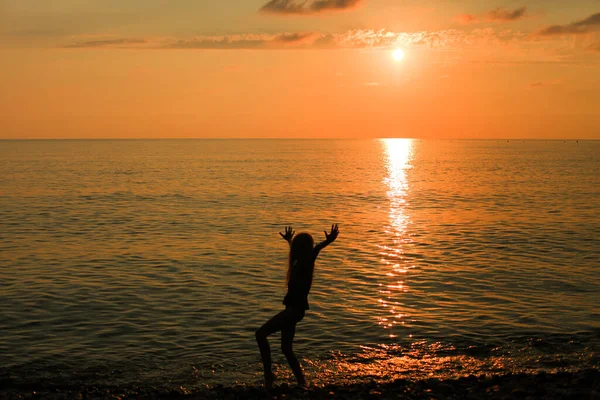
[{"left": 1, "top": 139, "right": 598, "bottom": 388}]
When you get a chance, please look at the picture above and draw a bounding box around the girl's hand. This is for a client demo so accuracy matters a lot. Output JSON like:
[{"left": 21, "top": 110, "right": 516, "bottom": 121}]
[
  {"left": 325, "top": 224, "right": 339, "bottom": 243},
  {"left": 279, "top": 226, "right": 295, "bottom": 242}
]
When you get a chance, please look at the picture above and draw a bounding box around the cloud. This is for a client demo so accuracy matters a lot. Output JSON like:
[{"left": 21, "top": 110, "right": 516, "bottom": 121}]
[
  {"left": 456, "top": 7, "right": 527, "bottom": 24},
  {"left": 487, "top": 7, "right": 527, "bottom": 21},
  {"left": 159, "top": 28, "right": 527, "bottom": 51},
  {"left": 167, "top": 32, "right": 318, "bottom": 49},
  {"left": 260, "top": 0, "right": 360, "bottom": 15},
  {"left": 59, "top": 27, "right": 597, "bottom": 65},
  {"left": 260, "top": 0, "right": 304, "bottom": 14},
  {"left": 276, "top": 32, "right": 318, "bottom": 43},
  {"left": 539, "top": 12, "right": 600, "bottom": 35},
  {"left": 64, "top": 38, "right": 147, "bottom": 48},
  {"left": 311, "top": 0, "right": 360, "bottom": 12}
]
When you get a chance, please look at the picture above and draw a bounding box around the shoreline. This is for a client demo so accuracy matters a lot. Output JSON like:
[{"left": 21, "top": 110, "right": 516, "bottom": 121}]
[{"left": 1, "top": 369, "right": 598, "bottom": 399}]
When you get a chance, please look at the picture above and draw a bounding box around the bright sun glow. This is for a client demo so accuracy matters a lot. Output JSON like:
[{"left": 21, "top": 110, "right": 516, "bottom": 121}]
[{"left": 392, "top": 49, "right": 405, "bottom": 61}]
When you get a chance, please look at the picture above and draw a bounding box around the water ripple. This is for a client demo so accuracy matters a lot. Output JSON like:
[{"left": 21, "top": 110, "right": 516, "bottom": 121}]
[{"left": 0, "top": 139, "right": 598, "bottom": 387}]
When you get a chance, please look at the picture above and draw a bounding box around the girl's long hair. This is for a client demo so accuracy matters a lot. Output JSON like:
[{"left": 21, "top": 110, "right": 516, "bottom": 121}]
[{"left": 286, "top": 233, "right": 314, "bottom": 285}]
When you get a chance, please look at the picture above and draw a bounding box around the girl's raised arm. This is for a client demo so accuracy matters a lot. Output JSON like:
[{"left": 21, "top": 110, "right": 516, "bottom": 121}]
[
  {"left": 313, "top": 224, "right": 339, "bottom": 259},
  {"left": 279, "top": 226, "right": 295, "bottom": 246}
]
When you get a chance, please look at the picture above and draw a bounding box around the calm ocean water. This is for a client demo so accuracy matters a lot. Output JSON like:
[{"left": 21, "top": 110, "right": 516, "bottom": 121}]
[{"left": 0, "top": 139, "right": 598, "bottom": 390}]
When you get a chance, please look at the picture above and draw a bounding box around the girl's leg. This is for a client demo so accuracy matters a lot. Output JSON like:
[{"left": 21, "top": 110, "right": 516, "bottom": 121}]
[
  {"left": 282, "top": 325, "right": 306, "bottom": 386},
  {"left": 255, "top": 309, "right": 297, "bottom": 388}
]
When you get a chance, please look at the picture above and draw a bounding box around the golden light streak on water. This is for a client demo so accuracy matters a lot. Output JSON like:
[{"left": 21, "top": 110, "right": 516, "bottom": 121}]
[
  {"left": 378, "top": 139, "right": 414, "bottom": 338},
  {"left": 382, "top": 138, "right": 413, "bottom": 238}
]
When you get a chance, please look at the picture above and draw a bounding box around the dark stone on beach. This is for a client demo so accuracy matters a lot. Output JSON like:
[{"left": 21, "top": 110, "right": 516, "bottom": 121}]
[{"left": 393, "top": 378, "right": 407, "bottom": 385}]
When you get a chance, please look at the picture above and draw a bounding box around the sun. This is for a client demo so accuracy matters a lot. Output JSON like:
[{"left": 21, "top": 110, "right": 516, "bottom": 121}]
[{"left": 392, "top": 49, "right": 405, "bottom": 62}]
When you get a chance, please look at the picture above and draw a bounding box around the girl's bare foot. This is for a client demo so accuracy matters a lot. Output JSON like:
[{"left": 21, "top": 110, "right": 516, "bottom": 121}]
[
  {"left": 264, "top": 371, "right": 275, "bottom": 389},
  {"left": 297, "top": 378, "right": 307, "bottom": 388}
]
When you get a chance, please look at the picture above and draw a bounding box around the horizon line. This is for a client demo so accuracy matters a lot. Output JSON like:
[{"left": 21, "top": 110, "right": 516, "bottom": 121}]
[{"left": 0, "top": 137, "right": 595, "bottom": 141}]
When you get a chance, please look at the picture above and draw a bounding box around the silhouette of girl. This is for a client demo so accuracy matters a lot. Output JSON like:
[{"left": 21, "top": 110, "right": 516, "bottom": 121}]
[{"left": 255, "top": 224, "right": 339, "bottom": 388}]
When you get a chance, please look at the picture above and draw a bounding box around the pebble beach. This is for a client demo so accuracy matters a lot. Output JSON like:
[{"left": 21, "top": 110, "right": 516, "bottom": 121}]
[{"left": 2, "top": 369, "right": 599, "bottom": 399}]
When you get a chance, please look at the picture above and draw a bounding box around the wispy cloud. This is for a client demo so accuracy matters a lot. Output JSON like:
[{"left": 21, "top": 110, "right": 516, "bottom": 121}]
[
  {"left": 57, "top": 27, "right": 600, "bottom": 64},
  {"left": 539, "top": 12, "right": 600, "bottom": 35},
  {"left": 487, "top": 7, "right": 527, "bottom": 22},
  {"left": 63, "top": 29, "right": 529, "bottom": 51},
  {"left": 456, "top": 7, "right": 527, "bottom": 24},
  {"left": 167, "top": 33, "right": 318, "bottom": 49},
  {"left": 260, "top": 0, "right": 361, "bottom": 15},
  {"left": 311, "top": 0, "right": 360, "bottom": 12},
  {"left": 160, "top": 28, "right": 531, "bottom": 51},
  {"left": 64, "top": 38, "right": 147, "bottom": 48}
]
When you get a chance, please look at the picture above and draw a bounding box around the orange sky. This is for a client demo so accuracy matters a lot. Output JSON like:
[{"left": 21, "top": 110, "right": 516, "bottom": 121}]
[{"left": 0, "top": 1, "right": 599, "bottom": 139}]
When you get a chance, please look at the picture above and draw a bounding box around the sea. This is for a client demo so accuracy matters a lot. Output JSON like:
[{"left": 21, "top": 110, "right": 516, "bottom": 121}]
[{"left": 0, "top": 139, "right": 598, "bottom": 391}]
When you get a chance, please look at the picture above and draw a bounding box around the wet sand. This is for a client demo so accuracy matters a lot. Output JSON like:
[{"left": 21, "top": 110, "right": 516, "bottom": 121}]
[{"left": 1, "top": 369, "right": 598, "bottom": 399}]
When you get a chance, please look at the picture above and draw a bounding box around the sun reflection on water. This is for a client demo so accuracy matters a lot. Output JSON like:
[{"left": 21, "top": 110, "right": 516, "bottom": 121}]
[
  {"left": 378, "top": 139, "right": 414, "bottom": 338},
  {"left": 302, "top": 341, "right": 515, "bottom": 386}
]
